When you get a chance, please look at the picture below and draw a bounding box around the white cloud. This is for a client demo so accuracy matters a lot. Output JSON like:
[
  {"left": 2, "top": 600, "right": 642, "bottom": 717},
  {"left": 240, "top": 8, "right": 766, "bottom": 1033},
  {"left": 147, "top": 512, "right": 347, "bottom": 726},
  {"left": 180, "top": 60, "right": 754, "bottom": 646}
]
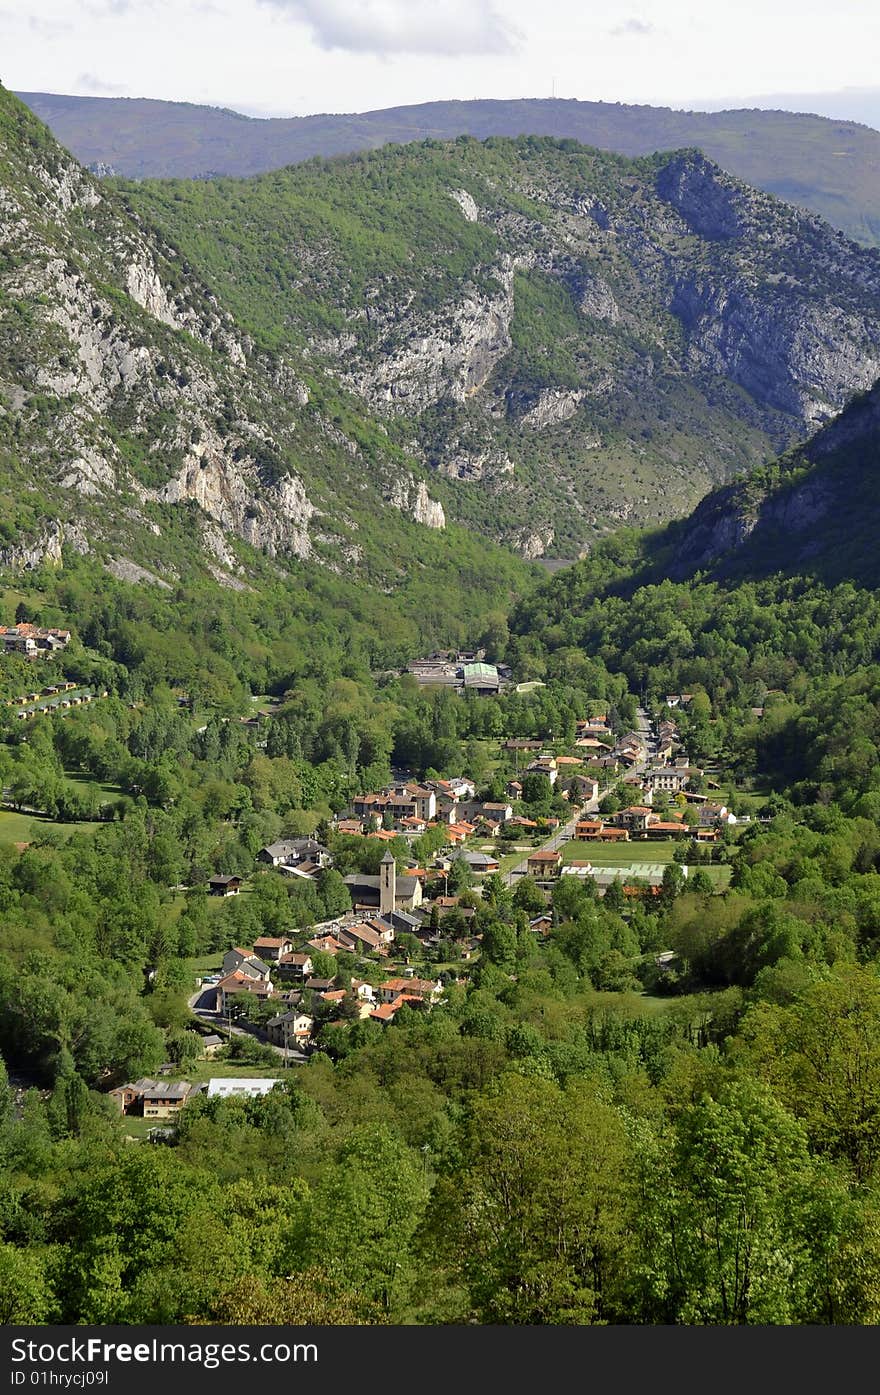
[
  {"left": 610, "top": 17, "right": 654, "bottom": 36},
  {"left": 76, "top": 71, "right": 127, "bottom": 94},
  {"left": 260, "top": 0, "right": 518, "bottom": 56}
]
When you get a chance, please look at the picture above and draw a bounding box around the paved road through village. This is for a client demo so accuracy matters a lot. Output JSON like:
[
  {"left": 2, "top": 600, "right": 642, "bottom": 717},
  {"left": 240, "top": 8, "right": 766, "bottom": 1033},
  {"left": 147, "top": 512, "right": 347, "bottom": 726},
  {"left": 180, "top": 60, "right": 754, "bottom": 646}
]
[{"left": 501, "top": 707, "right": 655, "bottom": 886}]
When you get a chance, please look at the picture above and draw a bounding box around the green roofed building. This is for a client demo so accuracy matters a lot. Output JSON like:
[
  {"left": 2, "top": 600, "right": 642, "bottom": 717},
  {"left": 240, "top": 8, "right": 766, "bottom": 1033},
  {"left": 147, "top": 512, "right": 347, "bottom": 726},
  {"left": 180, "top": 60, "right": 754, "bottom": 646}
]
[{"left": 462, "top": 662, "right": 500, "bottom": 693}]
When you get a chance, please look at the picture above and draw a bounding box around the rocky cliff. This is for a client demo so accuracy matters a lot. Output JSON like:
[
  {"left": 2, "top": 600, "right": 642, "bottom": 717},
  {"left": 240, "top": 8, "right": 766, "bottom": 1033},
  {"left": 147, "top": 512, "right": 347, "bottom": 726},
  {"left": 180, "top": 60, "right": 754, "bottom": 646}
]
[
  {"left": 0, "top": 85, "right": 447, "bottom": 581},
  {"left": 125, "top": 138, "right": 880, "bottom": 556}
]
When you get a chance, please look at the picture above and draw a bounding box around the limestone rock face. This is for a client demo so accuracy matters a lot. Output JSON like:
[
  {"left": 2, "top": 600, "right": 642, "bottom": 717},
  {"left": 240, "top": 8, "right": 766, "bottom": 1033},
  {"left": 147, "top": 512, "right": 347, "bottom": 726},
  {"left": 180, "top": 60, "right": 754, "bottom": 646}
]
[
  {"left": 105, "top": 557, "right": 173, "bottom": 589},
  {"left": 386, "top": 477, "right": 446, "bottom": 529},
  {"left": 450, "top": 188, "right": 479, "bottom": 223},
  {"left": 0, "top": 521, "right": 89, "bottom": 570},
  {"left": 342, "top": 258, "right": 517, "bottom": 414},
  {"left": 157, "top": 442, "right": 316, "bottom": 560}
]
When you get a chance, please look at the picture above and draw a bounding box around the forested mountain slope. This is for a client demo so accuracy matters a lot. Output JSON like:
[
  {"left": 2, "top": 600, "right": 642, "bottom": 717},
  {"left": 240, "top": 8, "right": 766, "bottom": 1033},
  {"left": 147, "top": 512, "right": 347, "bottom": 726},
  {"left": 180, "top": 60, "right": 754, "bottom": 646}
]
[
  {"left": 0, "top": 83, "right": 530, "bottom": 624},
  {"left": 670, "top": 378, "right": 880, "bottom": 585},
  {"left": 18, "top": 92, "right": 880, "bottom": 248},
  {"left": 125, "top": 136, "right": 880, "bottom": 556}
]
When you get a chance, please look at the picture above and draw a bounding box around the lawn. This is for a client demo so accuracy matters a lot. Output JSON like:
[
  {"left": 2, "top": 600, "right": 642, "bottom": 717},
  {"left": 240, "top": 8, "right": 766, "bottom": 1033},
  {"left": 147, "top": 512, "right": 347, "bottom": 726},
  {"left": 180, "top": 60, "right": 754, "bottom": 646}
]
[
  {"left": 185, "top": 953, "right": 226, "bottom": 980},
  {"left": 561, "top": 836, "right": 732, "bottom": 889},
  {"left": 562, "top": 839, "right": 682, "bottom": 865},
  {"left": 0, "top": 808, "right": 100, "bottom": 846},
  {"left": 65, "top": 772, "right": 123, "bottom": 804}
]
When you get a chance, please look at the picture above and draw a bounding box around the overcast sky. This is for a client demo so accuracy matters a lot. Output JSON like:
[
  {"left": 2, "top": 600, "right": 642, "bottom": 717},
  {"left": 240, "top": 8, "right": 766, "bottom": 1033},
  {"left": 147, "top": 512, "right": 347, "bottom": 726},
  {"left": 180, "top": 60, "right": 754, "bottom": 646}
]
[{"left": 3, "top": 0, "right": 880, "bottom": 128}]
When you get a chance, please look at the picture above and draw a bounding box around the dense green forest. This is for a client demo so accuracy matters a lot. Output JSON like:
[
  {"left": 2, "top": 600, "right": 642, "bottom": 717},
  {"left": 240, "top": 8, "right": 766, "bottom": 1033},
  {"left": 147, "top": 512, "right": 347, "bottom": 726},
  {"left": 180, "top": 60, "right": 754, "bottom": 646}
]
[{"left": 8, "top": 508, "right": 880, "bottom": 1322}]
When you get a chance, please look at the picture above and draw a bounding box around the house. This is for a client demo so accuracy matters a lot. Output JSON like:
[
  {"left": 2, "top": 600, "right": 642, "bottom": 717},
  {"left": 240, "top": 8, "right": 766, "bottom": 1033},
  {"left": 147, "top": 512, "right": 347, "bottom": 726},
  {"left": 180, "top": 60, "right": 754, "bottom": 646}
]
[
  {"left": 306, "top": 935, "right": 339, "bottom": 956},
  {"left": 644, "top": 766, "right": 692, "bottom": 793},
  {"left": 505, "top": 780, "right": 523, "bottom": 800},
  {"left": 304, "top": 978, "right": 336, "bottom": 994},
  {"left": 277, "top": 951, "right": 314, "bottom": 979},
  {"left": 597, "top": 826, "right": 629, "bottom": 842},
  {"left": 699, "top": 802, "right": 731, "bottom": 827},
  {"left": 213, "top": 972, "right": 275, "bottom": 1012},
  {"left": 142, "top": 1081, "right": 193, "bottom": 1120},
  {"left": 452, "top": 850, "right": 500, "bottom": 874},
  {"left": 372, "top": 909, "right": 424, "bottom": 937},
  {"left": 575, "top": 820, "right": 605, "bottom": 840},
  {"left": 222, "top": 949, "right": 271, "bottom": 981},
  {"left": 377, "top": 976, "right": 441, "bottom": 1004},
  {"left": 253, "top": 936, "right": 294, "bottom": 962},
  {"left": 266, "top": 1010, "right": 314, "bottom": 1048},
  {"left": 527, "top": 849, "right": 562, "bottom": 877},
  {"left": 643, "top": 820, "right": 689, "bottom": 839},
  {"left": 481, "top": 802, "right": 513, "bottom": 823},
  {"left": 503, "top": 739, "right": 543, "bottom": 752},
  {"left": 529, "top": 915, "right": 554, "bottom": 935},
  {"left": 108, "top": 1078, "right": 161, "bottom": 1114},
  {"left": 525, "top": 756, "right": 558, "bottom": 785},
  {"left": 611, "top": 806, "right": 653, "bottom": 833},
  {"left": 568, "top": 775, "right": 600, "bottom": 803},
  {"left": 209, "top": 875, "right": 243, "bottom": 897},
  {"left": 369, "top": 1003, "right": 399, "bottom": 1023},
  {"left": 335, "top": 922, "right": 388, "bottom": 955},
  {"left": 206, "top": 1078, "right": 281, "bottom": 1099},
  {"left": 200, "top": 1034, "right": 223, "bottom": 1058},
  {"left": 256, "top": 839, "right": 333, "bottom": 871},
  {"left": 335, "top": 818, "right": 364, "bottom": 836}
]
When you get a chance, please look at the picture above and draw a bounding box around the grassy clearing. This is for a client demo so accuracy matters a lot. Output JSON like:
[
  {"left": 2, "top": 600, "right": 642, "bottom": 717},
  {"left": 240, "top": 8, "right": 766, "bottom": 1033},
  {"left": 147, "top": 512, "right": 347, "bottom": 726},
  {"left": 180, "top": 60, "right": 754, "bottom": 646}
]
[
  {"left": 0, "top": 809, "right": 99, "bottom": 845},
  {"left": 562, "top": 839, "right": 682, "bottom": 865}
]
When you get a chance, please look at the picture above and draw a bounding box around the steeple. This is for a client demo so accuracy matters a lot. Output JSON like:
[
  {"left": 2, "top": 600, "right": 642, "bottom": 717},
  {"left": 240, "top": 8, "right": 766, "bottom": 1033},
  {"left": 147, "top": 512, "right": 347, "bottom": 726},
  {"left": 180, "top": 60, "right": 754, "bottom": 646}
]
[{"left": 380, "top": 849, "right": 396, "bottom": 916}]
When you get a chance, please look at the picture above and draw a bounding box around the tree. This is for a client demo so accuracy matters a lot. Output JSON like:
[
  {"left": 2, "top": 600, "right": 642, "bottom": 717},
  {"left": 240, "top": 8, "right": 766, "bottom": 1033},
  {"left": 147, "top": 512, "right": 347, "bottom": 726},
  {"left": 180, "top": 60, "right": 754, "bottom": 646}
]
[
  {"left": 660, "top": 861, "right": 685, "bottom": 909},
  {"left": 0, "top": 1243, "right": 55, "bottom": 1323},
  {"left": 688, "top": 868, "right": 714, "bottom": 897},
  {"left": 635, "top": 1078, "right": 829, "bottom": 1324},
  {"left": 521, "top": 772, "right": 553, "bottom": 807},
  {"left": 512, "top": 876, "right": 547, "bottom": 916},
  {"left": 733, "top": 964, "right": 880, "bottom": 1181},
  {"left": 603, "top": 879, "right": 625, "bottom": 913},
  {"left": 447, "top": 1073, "right": 634, "bottom": 1322}
]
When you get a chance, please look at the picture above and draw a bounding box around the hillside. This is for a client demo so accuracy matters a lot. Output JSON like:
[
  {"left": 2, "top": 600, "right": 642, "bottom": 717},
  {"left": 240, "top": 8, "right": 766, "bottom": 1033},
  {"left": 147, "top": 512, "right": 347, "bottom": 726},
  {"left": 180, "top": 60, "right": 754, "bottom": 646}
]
[
  {"left": 0, "top": 83, "right": 531, "bottom": 633},
  {"left": 670, "top": 378, "right": 880, "bottom": 585},
  {"left": 123, "top": 136, "right": 880, "bottom": 555},
  {"left": 17, "top": 93, "right": 880, "bottom": 248}
]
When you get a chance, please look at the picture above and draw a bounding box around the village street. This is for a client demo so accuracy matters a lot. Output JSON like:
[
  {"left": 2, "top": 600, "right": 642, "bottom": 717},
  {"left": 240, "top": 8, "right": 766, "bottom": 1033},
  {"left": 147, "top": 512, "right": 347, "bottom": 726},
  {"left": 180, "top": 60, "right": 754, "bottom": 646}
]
[{"left": 501, "top": 707, "right": 656, "bottom": 885}]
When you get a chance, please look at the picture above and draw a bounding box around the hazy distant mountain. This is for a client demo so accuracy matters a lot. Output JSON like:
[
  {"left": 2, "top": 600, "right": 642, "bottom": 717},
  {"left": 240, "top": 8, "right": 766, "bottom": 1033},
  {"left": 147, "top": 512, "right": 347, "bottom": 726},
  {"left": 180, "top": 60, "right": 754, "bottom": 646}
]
[{"left": 16, "top": 93, "right": 880, "bottom": 248}]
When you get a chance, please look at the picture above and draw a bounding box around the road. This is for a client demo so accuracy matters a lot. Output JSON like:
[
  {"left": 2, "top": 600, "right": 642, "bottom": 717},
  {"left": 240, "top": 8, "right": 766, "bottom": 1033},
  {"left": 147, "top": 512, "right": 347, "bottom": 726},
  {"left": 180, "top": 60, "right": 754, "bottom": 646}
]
[
  {"left": 501, "top": 706, "right": 656, "bottom": 887},
  {"left": 188, "top": 989, "right": 308, "bottom": 1064}
]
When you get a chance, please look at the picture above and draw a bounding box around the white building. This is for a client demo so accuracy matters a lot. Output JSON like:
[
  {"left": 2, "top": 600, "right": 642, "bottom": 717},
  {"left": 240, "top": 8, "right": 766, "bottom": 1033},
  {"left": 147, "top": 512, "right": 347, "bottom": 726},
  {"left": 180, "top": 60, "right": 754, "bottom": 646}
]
[{"left": 206, "top": 1078, "right": 281, "bottom": 1099}]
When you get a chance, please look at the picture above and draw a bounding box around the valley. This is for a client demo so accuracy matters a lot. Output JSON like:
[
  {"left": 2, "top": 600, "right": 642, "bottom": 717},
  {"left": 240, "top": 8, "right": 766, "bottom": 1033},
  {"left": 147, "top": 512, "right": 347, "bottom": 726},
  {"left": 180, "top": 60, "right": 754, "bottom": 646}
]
[{"left": 4, "top": 79, "right": 880, "bottom": 1328}]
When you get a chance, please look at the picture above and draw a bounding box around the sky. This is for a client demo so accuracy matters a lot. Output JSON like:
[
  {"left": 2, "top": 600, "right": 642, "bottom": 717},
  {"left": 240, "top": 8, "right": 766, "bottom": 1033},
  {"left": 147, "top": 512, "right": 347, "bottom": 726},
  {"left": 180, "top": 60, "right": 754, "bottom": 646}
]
[{"left": 3, "top": 0, "right": 880, "bottom": 129}]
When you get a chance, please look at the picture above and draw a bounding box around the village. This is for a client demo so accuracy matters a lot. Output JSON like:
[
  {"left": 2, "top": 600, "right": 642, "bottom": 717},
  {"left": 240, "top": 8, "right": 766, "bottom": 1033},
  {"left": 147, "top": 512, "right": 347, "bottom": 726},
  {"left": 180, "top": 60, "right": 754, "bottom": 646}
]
[
  {"left": 107, "top": 693, "right": 745, "bottom": 1129},
  {"left": 0, "top": 617, "right": 745, "bottom": 1136}
]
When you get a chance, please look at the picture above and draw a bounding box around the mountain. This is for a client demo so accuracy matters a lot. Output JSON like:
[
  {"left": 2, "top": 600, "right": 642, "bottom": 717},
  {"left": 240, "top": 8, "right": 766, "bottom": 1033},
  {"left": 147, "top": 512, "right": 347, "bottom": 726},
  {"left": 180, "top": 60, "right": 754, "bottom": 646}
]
[
  {"left": 17, "top": 93, "right": 880, "bottom": 248},
  {"left": 121, "top": 135, "right": 880, "bottom": 556},
  {"left": 6, "top": 80, "right": 880, "bottom": 572},
  {"left": 671, "top": 377, "right": 880, "bottom": 585},
  {"left": 0, "top": 84, "right": 530, "bottom": 643}
]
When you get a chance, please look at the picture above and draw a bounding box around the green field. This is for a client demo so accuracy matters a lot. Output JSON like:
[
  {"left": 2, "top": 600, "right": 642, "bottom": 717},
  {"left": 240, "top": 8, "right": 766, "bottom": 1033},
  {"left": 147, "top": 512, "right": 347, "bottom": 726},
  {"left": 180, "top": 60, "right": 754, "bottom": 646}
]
[
  {"left": 562, "top": 839, "right": 682, "bottom": 865},
  {"left": 0, "top": 808, "right": 100, "bottom": 846}
]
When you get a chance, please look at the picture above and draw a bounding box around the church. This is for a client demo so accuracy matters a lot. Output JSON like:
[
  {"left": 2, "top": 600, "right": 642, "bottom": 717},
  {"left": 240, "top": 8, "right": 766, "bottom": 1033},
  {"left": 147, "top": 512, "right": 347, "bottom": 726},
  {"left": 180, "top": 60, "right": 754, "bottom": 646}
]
[{"left": 343, "top": 849, "right": 423, "bottom": 914}]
